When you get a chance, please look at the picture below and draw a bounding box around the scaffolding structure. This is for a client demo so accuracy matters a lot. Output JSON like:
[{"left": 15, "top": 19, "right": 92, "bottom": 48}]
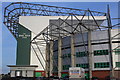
[{"left": 3, "top": 2, "right": 120, "bottom": 79}]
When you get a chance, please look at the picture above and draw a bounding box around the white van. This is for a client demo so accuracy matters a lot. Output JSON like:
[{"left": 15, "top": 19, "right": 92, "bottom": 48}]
[{"left": 69, "top": 67, "right": 85, "bottom": 79}]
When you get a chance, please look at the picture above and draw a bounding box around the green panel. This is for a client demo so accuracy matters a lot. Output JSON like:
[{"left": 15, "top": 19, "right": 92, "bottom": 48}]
[
  {"left": 68, "top": 54, "right": 71, "bottom": 58},
  {"left": 116, "top": 62, "right": 120, "bottom": 67},
  {"left": 76, "top": 51, "right": 87, "bottom": 57},
  {"left": 63, "top": 65, "right": 70, "bottom": 70},
  {"left": 62, "top": 53, "right": 71, "bottom": 59},
  {"left": 85, "top": 73, "right": 89, "bottom": 79},
  {"left": 76, "top": 64, "right": 89, "bottom": 68},
  {"left": 94, "top": 62, "right": 109, "bottom": 68},
  {"left": 16, "top": 24, "right": 31, "bottom": 65},
  {"left": 35, "top": 72, "right": 42, "bottom": 77},
  {"left": 94, "top": 50, "right": 109, "bottom": 56},
  {"left": 62, "top": 73, "right": 68, "bottom": 77}
]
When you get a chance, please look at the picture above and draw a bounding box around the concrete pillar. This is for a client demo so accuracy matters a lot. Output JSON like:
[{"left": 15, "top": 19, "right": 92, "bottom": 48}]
[
  {"left": 88, "top": 31, "right": 92, "bottom": 80},
  {"left": 58, "top": 37, "right": 62, "bottom": 78},
  {"left": 50, "top": 40, "right": 53, "bottom": 76},
  {"left": 45, "top": 43, "right": 49, "bottom": 77},
  {"left": 71, "top": 34, "right": 75, "bottom": 67}
]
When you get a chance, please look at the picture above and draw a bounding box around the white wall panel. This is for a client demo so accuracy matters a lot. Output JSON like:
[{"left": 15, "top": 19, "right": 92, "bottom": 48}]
[
  {"left": 62, "top": 49, "right": 71, "bottom": 65},
  {"left": 22, "top": 71, "right": 26, "bottom": 77},
  {"left": 19, "top": 16, "right": 109, "bottom": 71},
  {"left": 11, "top": 70, "right": 15, "bottom": 77}
]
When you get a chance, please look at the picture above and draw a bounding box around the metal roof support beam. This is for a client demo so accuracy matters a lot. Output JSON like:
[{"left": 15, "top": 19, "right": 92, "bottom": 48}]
[
  {"left": 32, "top": 27, "right": 47, "bottom": 41},
  {"left": 111, "top": 32, "right": 120, "bottom": 40},
  {"left": 42, "top": 33, "right": 51, "bottom": 41},
  {"left": 79, "top": 26, "right": 88, "bottom": 54},
  {"left": 73, "top": 11, "right": 87, "bottom": 32},
  {"left": 32, "top": 16, "right": 74, "bottom": 41},
  {"left": 88, "top": 9, "right": 101, "bottom": 30},
  {"left": 34, "top": 40, "right": 46, "bottom": 62},
  {"left": 73, "top": 15, "right": 90, "bottom": 30},
  {"left": 59, "top": 18, "right": 80, "bottom": 33},
  {"left": 50, "top": 23, "right": 72, "bottom": 34},
  {"left": 43, "top": 33, "right": 59, "bottom": 38},
  {"left": 42, "top": 34, "right": 50, "bottom": 43},
  {"left": 31, "top": 45, "right": 45, "bottom": 70},
  {"left": 107, "top": 5, "right": 114, "bottom": 78},
  {"left": 112, "top": 45, "right": 120, "bottom": 51},
  {"left": 4, "top": 2, "right": 106, "bottom": 39},
  {"left": 112, "top": 23, "right": 120, "bottom": 27}
]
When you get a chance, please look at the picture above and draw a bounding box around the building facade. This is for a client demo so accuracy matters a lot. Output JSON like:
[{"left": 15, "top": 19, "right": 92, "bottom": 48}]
[{"left": 52, "top": 29, "right": 120, "bottom": 79}]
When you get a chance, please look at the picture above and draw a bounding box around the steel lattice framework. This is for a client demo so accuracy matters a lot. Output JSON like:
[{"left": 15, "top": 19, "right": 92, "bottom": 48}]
[
  {"left": 3, "top": 2, "right": 120, "bottom": 78},
  {"left": 4, "top": 2, "right": 106, "bottom": 38}
]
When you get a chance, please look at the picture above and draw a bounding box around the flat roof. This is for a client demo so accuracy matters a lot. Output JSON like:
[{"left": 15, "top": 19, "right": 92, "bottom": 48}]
[{"left": 7, "top": 65, "right": 38, "bottom": 67}]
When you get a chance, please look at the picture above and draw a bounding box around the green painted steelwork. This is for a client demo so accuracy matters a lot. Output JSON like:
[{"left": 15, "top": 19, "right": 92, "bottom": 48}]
[
  {"left": 61, "top": 73, "right": 68, "bottom": 77},
  {"left": 35, "top": 72, "right": 42, "bottom": 77},
  {"left": 16, "top": 24, "right": 31, "bottom": 65},
  {"left": 85, "top": 73, "right": 89, "bottom": 80}
]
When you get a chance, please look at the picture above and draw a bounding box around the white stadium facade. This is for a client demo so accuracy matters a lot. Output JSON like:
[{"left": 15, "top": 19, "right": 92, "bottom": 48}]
[{"left": 3, "top": 2, "right": 120, "bottom": 80}]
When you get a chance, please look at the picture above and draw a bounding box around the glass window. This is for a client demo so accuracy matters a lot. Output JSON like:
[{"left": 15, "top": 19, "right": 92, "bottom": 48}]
[
  {"left": 94, "top": 50, "right": 109, "bottom": 56},
  {"left": 116, "top": 62, "right": 120, "bottom": 67},
  {"left": 76, "top": 52, "right": 79, "bottom": 57},
  {"left": 63, "top": 65, "right": 70, "bottom": 70},
  {"left": 68, "top": 54, "right": 71, "bottom": 57},
  {"left": 94, "top": 62, "right": 109, "bottom": 68},
  {"left": 76, "top": 64, "right": 78, "bottom": 67},
  {"left": 76, "top": 51, "right": 87, "bottom": 57},
  {"left": 76, "top": 64, "right": 88, "bottom": 68},
  {"left": 62, "top": 55, "right": 64, "bottom": 59}
]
